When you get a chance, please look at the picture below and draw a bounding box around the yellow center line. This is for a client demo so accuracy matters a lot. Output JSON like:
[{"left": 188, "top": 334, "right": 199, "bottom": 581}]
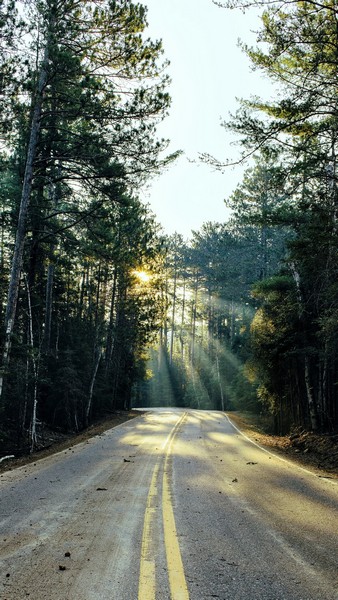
[
  {"left": 138, "top": 463, "right": 160, "bottom": 600},
  {"left": 138, "top": 412, "right": 189, "bottom": 600},
  {"left": 162, "top": 461, "right": 189, "bottom": 599}
]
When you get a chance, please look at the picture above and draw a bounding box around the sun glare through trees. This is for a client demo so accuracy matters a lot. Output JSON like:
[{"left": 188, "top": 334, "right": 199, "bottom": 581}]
[
  {"left": 132, "top": 270, "right": 152, "bottom": 284},
  {"left": 133, "top": 227, "right": 279, "bottom": 419}
]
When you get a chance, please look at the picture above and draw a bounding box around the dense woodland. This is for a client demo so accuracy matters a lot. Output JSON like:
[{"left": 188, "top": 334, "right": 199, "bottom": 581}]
[
  {"left": 0, "top": 0, "right": 178, "bottom": 453},
  {"left": 0, "top": 0, "right": 338, "bottom": 457},
  {"left": 140, "top": 0, "right": 338, "bottom": 436}
]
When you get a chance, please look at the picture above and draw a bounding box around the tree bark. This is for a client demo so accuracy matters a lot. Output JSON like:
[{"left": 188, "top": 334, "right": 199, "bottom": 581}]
[
  {"left": 180, "top": 278, "right": 186, "bottom": 360},
  {"left": 289, "top": 262, "right": 318, "bottom": 431},
  {"left": 304, "top": 356, "right": 318, "bottom": 432},
  {"left": 25, "top": 276, "right": 39, "bottom": 453},
  {"left": 43, "top": 262, "right": 54, "bottom": 354},
  {"left": 215, "top": 352, "right": 225, "bottom": 411},
  {"left": 105, "top": 268, "right": 118, "bottom": 375},
  {"left": 169, "top": 263, "right": 177, "bottom": 365},
  {"left": 0, "top": 47, "right": 49, "bottom": 400},
  {"left": 85, "top": 347, "right": 101, "bottom": 427}
]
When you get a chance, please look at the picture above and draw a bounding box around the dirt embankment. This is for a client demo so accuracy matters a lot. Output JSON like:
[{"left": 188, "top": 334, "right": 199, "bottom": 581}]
[
  {"left": 0, "top": 410, "right": 141, "bottom": 474},
  {"left": 229, "top": 412, "right": 338, "bottom": 477}
]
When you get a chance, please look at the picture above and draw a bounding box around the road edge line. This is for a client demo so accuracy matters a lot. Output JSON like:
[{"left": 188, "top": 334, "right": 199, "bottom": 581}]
[{"left": 225, "top": 413, "right": 338, "bottom": 486}]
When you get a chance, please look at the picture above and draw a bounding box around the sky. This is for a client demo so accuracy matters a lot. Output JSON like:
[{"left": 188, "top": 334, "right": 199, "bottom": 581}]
[{"left": 140, "top": 0, "right": 271, "bottom": 239}]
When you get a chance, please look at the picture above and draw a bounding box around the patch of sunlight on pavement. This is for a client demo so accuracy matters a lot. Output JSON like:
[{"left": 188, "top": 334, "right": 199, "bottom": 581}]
[{"left": 206, "top": 431, "right": 237, "bottom": 444}]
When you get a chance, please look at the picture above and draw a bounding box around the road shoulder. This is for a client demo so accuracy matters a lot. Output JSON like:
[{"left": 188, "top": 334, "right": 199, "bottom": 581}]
[{"left": 227, "top": 411, "right": 338, "bottom": 479}]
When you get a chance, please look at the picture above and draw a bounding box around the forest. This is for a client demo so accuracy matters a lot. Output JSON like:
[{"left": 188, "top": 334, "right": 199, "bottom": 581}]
[{"left": 0, "top": 0, "right": 338, "bottom": 458}]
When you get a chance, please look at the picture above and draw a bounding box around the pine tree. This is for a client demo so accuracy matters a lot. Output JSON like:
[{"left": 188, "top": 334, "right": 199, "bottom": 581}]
[{"left": 0, "top": 0, "right": 177, "bottom": 447}]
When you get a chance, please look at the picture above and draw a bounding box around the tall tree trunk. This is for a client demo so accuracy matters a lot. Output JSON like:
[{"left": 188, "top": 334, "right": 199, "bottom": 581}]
[
  {"left": 0, "top": 48, "right": 49, "bottom": 400},
  {"left": 169, "top": 263, "right": 177, "bottom": 365},
  {"left": 43, "top": 262, "right": 54, "bottom": 353},
  {"left": 230, "top": 299, "right": 235, "bottom": 347},
  {"left": 190, "top": 273, "right": 199, "bottom": 407},
  {"left": 94, "top": 263, "right": 102, "bottom": 327},
  {"left": 43, "top": 162, "right": 61, "bottom": 354},
  {"left": 25, "top": 276, "right": 39, "bottom": 453},
  {"left": 163, "top": 272, "right": 168, "bottom": 351},
  {"left": 180, "top": 278, "right": 186, "bottom": 360},
  {"left": 215, "top": 352, "right": 225, "bottom": 411},
  {"left": 290, "top": 262, "right": 318, "bottom": 431},
  {"left": 85, "top": 347, "right": 101, "bottom": 427},
  {"left": 190, "top": 271, "right": 199, "bottom": 363},
  {"left": 105, "top": 268, "right": 118, "bottom": 375},
  {"left": 0, "top": 206, "right": 5, "bottom": 326},
  {"left": 304, "top": 356, "right": 318, "bottom": 432}
]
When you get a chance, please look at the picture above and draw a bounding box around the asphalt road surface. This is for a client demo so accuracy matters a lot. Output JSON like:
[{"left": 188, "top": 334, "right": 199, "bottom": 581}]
[{"left": 1, "top": 408, "right": 337, "bottom": 600}]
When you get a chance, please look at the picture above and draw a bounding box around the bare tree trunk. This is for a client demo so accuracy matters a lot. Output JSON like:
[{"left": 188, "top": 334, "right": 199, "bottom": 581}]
[
  {"left": 0, "top": 206, "right": 6, "bottom": 326},
  {"left": 23, "top": 357, "right": 29, "bottom": 419},
  {"left": 43, "top": 163, "right": 61, "bottom": 354},
  {"left": 190, "top": 273, "right": 199, "bottom": 407},
  {"left": 85, "top": 347, "right": 101, "bottom": 427},
  {"left": 191, "top": 301, "right": 196, "bottom": 364},
  {"left": 190, "top": 271, "right": 199, "bottom": 364},
  {"left": 304, "top": 356, "right": 318, "bottom": 432},
  {"left": 105, "top": 268, "right": 118, "bottom": 374},
  {"left": 180, "top": 278, "right": 186, "bottom": 360},
  {"left": 163, "top": 272, "right": 169, "bottom": 351},
  {"left": 230, "top": 299, "right": 235, "bottom": 347},
  {"left": 215, "top": 352, "right": 225, "bottom": 411},
  {"left": 78, "top": 269, "right": 86, "bottom": 319},
  {"left": 169, "top": 264, "right": 177, "bottom": 365},
  {"left": 25, "top": 277, "right": 39, "bottom": 453},
  {"left": 55, "top": 320, "right": 60, "bottom": 359},
  {"left": 290, "top": 262, "right": 318, "bottom": 431},
  {"left": 43, "top": 262, "right": 54, "bottom": 353},
  {"left": 261, "top": 225, "right": 267, "bottom": 279},
  {"left": 94, "top": 263, "right": 102, "bottom": 327},
  {"left": 0, "top": 49, "right": 49, "bottom": 400},
  {"left": 322, "top": 343, "right": 328, "bottom": 428}
]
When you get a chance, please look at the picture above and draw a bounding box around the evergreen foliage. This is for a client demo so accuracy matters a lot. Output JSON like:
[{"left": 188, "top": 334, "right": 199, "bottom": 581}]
[
  {"left": 141, "top": 0, "right": 338, "bottom": 435},
  {"left": 2, "top": 0, "right": 338, "bottom": 454},
  {"left": 139, "top": 223, "right": 286, "bottom": 416},
  {"left": 0, "top": 0, "right": 175, "bottom": 454},
  {"left": 200, "top": 0, "right": 338, "bottom": 433}
]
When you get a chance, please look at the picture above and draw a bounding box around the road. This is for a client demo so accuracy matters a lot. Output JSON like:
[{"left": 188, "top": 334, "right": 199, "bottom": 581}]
[{"left": 0, "top": 408, "right": 337, "bottom": 600}]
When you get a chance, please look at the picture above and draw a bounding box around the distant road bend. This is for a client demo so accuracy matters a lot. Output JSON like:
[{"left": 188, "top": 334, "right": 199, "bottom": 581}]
[{"left": 1, "top": 408, "right": 337, "bottom": 599}]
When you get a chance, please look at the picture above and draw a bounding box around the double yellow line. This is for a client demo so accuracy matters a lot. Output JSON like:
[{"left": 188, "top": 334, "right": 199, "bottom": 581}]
[{"left": 138, "top": 413, "right": 189, "bottom": 600}]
